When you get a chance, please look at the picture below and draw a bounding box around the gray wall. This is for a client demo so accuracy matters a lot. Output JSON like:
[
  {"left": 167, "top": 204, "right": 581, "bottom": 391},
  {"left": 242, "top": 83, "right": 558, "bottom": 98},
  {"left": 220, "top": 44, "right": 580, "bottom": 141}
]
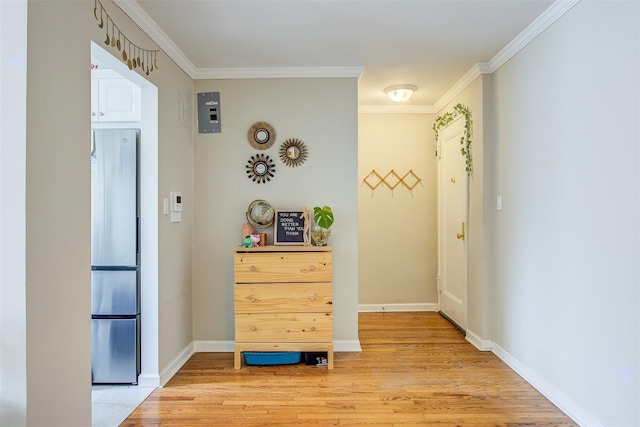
[
  {"left": 491, "top": 2, "right": 639, "bottom": 425},
  {"left": 22, "top": 0, "right": 194, "bottom": 424},
  {"left": 192, "top": 78, "right": 360, "bottom": 346}
]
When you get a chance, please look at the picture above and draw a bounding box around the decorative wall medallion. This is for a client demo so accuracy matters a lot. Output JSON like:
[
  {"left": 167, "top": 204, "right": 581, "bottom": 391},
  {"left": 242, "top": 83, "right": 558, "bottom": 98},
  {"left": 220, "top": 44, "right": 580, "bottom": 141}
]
[
  {"left": 247, "top": 121, "right": 276, "bottom": 150},
  {"left": 279, "top": 138, "right": 308, "bottom": 167},
  {"left": 246, "top": 153, "right": 276, "bottom": 183}
]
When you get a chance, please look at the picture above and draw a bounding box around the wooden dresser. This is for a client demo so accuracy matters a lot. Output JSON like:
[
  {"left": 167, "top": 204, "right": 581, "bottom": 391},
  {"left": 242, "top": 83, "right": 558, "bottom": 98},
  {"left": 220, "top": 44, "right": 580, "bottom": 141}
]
[{"left": 233, "top": 246, "right": 333, "bottom": 369}]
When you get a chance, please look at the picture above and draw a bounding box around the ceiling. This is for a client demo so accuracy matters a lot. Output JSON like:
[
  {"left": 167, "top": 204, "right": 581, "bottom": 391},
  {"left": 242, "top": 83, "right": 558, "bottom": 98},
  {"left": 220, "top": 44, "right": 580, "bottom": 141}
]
[{"left": 116, "top": 0, "right": 556, "bottom": 108}]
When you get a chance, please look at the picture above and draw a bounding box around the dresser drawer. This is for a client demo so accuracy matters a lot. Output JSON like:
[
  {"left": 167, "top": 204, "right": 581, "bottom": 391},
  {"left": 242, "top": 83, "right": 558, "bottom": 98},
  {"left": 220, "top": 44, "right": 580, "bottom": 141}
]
[
  {"left": 235, "top": 283, "right": 332, "bottom": 313},
  {"left": 235, "top": 313, "right": 333, "bottom": 342},
  {"left": 234, "top": 252, "right": 332, "bottom": 283}
]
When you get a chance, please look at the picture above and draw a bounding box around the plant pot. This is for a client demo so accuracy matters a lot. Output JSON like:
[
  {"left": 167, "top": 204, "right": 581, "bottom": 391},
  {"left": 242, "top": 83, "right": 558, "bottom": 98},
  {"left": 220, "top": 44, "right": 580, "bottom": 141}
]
[{"left": 310, "top": 223, "right": 331, "bottom": 246}]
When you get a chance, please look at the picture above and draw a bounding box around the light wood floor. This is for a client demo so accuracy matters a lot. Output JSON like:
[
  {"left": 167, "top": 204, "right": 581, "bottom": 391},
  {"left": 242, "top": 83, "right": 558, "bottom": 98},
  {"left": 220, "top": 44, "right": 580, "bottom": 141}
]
[{"left": 122, "top": 312, "right": 576, "bottom": 426}]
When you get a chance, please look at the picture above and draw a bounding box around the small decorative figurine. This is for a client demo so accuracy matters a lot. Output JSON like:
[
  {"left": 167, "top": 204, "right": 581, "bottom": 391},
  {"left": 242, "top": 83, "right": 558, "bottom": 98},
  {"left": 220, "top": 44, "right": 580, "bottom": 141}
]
[
  {"left": 243, "top": 234, "right": 260, "bottom": 248},
  {"left": 301, "top": 207, "right": 310, "bottom": 246}
]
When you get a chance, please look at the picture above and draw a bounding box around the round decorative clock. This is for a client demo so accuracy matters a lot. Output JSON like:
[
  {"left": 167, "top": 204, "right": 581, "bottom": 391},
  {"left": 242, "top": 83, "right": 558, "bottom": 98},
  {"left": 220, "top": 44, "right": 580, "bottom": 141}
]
[
  {"left": 246, "top": 153, "right": 276, "bottom": 184},
  {"left": 279, "top": 138, "right": 308, "bottom": 167},
  {"left": 247, "top": 121, "right": 276, "bottom": 150}
]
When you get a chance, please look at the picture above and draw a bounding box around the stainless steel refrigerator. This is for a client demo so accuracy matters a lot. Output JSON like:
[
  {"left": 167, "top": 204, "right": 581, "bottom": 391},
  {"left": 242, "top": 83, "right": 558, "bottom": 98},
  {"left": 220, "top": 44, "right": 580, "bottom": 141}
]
[{"left": 91, "top": 128, "right": 140, "bottom": 384}]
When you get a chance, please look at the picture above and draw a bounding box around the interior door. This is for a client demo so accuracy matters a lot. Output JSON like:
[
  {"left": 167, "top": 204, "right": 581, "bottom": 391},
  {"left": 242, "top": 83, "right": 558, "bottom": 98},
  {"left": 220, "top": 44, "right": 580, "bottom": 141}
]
[{"left": 437, "top": 118, "right": 468, "bottom": 331}]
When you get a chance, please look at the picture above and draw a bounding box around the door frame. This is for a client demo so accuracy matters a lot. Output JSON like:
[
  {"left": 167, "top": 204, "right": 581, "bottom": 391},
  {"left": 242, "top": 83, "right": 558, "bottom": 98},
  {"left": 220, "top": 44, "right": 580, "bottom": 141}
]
[{"left": 91, "top": 42, "right": 160, "bottom": 387}]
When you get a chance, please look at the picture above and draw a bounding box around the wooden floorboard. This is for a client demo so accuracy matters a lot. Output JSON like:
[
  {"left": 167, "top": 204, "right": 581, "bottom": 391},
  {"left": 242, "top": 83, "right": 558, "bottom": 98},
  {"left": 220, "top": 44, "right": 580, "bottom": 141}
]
[{"left": 122, "top": 312, "right": 576, "bottom": 426}]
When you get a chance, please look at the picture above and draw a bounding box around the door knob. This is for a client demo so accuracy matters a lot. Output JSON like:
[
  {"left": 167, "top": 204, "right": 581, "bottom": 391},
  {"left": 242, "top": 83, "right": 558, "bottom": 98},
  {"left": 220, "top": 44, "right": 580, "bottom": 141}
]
[{"left": 456, "top": 222, "right": 465, "bottom": 241}]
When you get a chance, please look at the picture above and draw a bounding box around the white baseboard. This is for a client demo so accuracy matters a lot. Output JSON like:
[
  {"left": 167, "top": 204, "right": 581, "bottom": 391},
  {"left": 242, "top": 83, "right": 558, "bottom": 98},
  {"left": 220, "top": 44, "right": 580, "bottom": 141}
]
[
  {"left": 136, "top": 373, "right": 160, "bottom": 388},
  {"left": 194, "top": 340, "right": 234, "bottom": 352},
  {"left": 492, "top": 343, "right": 603, "bottom": 427},
  {"left": 334, "top": 339, "right": 362, "bottom": 352},
  {"left": 465, "top": 330, "right": 493, "bottom": 351},
  {"left": 358, "top": 303, "right": 439, "bottom": 312},
  {"left": 192, "top": 339, "right": 362, "bottom": 352},
  {"left": 158, "top": 341, "right": 195, "bottom": 387}
]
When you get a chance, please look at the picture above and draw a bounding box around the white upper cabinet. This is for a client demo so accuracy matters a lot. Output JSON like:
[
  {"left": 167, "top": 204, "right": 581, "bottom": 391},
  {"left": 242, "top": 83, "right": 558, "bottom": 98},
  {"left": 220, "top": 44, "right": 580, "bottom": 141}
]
[{"left": 91, "top": 70, "right": 141, "bottom": 122}]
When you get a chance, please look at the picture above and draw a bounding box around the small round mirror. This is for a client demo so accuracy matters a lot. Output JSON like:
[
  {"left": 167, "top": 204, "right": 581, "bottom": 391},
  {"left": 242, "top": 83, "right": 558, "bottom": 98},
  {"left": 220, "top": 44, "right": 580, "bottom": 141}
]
[
  {"left": 287, "top": 146, "right": 300, "bottom": 160},
  {"left": 246, "top": 153, "right": 276, "bottom": 184},
  {"left": 255, "top": 162, "right": 267, "bottom": 175},
  {"left": 255, "top": 130, "right": 269, "bottom": 143},
  {"left": 279, "top": 138, "right": 308, "bottom": 168}
]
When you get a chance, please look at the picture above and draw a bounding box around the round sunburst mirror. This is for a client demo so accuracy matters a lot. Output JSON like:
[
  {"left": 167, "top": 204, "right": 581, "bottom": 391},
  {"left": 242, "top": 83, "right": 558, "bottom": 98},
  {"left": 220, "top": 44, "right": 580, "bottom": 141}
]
[
  {"left": 247, "top": 121, "right": 276, "bottom": 150},
  {"left": 279, "top": 138, "right": 308, "bottom": 167},
  {"left": 246, "top": 153, "right": 276, "bottom": 184}
]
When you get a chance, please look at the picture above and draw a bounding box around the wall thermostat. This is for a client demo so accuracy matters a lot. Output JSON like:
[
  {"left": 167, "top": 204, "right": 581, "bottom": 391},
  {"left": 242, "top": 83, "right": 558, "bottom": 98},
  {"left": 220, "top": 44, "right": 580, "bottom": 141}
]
[
  {"left": 171, "top": 192, "right": 183, "bottom": 212},
  {"left": 170, "top": 192, "right": 183, "bottom": 223}
]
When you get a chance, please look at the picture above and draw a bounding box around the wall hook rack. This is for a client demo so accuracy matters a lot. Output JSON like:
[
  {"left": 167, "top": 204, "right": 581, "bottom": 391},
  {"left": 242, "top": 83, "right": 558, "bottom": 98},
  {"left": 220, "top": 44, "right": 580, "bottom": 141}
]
[{"left": 362, "top": 169, "right": 422, "bottom": 192}]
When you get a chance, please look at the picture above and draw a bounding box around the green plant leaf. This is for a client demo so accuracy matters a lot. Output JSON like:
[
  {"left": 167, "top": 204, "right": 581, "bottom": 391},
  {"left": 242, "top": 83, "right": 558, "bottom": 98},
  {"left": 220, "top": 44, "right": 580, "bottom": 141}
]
[{"left": 313, "top": 206, "right": 334, "bottom": 229}]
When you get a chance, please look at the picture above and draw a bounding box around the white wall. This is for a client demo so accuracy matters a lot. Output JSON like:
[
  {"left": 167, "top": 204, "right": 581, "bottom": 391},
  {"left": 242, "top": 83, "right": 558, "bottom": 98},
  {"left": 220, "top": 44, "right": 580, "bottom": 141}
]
[
  {"left": 491, "top": 1, "right": 639, "bottom": 425},
  {"left": 358, "top": 113, "right": 438, "bottom": 308},
  {"left": 0, "top": 0, "right": 28, "bottom": 425},
  {"left": 23, "top": 0, "right": 194, "bottom": 423},
  {"left": 192, "top": 77, "right": 360, "bottom": 347}
]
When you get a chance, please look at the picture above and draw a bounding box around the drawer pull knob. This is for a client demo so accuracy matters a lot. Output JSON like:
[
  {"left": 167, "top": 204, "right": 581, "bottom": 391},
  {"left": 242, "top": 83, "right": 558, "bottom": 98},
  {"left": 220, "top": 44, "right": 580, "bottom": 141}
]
[
  {"left": 250, "top": 266, "right": 256, "bottom": 271},
  {"left": 310, "top": 326, "right": 316, "bottom": 332},
  {"left": 250, "top": 297, "right": 256, "bottom": 303},
  {"left": 309, "top": 294, "right": 316, "bottom": 301},
  {"left": 309, "top": 265, "right": 315, "bottom": 270},
  {"left": 251, "top": 326, "right": 257, "bottom": 331}
]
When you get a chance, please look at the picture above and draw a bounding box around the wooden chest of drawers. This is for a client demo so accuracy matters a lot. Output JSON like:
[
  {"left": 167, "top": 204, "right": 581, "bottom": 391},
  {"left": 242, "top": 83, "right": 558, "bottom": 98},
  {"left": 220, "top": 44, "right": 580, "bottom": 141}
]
[{"left": 233, "top": 246, "right": 333, "bottom": 369}]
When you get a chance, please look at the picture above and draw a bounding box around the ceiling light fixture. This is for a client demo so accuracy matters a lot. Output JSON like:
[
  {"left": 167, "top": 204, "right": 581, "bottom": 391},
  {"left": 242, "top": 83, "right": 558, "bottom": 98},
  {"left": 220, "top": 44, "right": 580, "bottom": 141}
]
[{"left": 385, "top": 84, "right": 417, "bottom": 103}]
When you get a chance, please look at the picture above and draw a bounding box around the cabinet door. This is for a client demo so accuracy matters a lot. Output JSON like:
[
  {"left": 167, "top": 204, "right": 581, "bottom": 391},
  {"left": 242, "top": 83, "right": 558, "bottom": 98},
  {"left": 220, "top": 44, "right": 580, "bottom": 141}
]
[{"left": 97, "top": 78, "right": 141, "bottom": 122}]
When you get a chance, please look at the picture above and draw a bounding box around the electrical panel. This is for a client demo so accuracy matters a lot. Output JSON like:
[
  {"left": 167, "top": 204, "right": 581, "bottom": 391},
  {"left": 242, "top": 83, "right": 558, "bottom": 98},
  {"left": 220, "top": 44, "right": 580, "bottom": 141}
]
[{"left": 197, "top": 92, "right": 221, "bottom": 134}]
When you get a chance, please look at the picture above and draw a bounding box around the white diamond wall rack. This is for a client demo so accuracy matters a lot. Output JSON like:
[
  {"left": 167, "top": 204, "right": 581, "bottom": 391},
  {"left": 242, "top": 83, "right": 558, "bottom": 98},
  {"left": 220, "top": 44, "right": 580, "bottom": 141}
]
[{"left": 362, "top": 169, "right": 422, "bottom": 192}]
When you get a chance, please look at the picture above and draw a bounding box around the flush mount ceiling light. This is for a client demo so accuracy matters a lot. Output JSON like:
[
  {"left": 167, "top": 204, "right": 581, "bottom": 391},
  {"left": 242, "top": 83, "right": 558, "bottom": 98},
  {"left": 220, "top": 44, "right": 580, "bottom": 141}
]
[{"left": 385, "top": 84, "right": 417, "bottom": 103}]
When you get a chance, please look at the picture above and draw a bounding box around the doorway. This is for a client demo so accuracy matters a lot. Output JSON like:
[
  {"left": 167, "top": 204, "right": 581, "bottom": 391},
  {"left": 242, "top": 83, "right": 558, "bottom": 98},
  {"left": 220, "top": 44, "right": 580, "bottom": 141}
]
[
  {"left": 90, "top": 41, "right": 159, "bottom": 424},
  {"left": 437, "top": 117, "right": 468, "bottom": 332}
]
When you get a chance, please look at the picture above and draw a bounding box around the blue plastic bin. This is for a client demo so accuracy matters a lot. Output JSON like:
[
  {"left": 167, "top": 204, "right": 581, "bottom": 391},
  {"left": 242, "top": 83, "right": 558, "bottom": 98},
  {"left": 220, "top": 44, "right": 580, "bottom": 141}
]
[{"left": 243, "top": 352, "right": 301, "bottom": 366}]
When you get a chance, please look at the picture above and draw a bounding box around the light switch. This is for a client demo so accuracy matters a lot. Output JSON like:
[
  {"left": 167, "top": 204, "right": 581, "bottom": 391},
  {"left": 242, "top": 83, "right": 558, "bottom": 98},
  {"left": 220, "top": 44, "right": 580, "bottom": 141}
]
[
  {"left": 497, "top": 195, "right": 502, "bottom": 210},
  {"left": 163, "top": 198, "right": 169, "bottom": 214}
]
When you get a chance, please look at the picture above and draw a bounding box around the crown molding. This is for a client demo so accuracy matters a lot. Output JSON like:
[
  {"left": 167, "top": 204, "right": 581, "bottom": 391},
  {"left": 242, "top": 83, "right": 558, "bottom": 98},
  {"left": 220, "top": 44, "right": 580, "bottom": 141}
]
[
  {"left": 192, "top": 66, "right": 364, "bottom": 80},
  {"left": 432, "top": 0, "right": 579, "bottom": 113},
  {"left": 358, "top": 105, "right": 437, "bottom": 115},
  {"left": 487, "top": 0, "right": 580, "bottom": 72},
  {"left": 113, "top": 0, "right": 198, "bottom": 78},
  {"left": 115, "top": 0, "right": 578, "bottom": 111},
  {"left": 432, "top": 63, "right": 489, "bottom": 113}
]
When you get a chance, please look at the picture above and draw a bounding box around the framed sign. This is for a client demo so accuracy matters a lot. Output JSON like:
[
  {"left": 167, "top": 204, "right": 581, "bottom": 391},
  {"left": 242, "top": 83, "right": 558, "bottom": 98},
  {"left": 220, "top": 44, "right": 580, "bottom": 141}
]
[{"left": 274, "top": 209, "right": 310, "bottom": 246}]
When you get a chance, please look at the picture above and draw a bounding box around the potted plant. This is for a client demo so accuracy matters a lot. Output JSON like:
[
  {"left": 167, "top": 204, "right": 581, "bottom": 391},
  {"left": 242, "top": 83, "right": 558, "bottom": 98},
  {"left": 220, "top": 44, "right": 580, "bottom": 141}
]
[{"left": 311, "top": 205, "right": 334, "bottom": 246}]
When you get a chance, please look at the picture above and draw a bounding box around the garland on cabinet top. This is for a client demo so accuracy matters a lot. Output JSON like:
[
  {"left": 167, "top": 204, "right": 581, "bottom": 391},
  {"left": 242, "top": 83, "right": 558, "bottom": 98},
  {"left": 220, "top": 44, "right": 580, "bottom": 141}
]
[
  {"left": 433, "top": 103, "right": 473, "bottom": 176},
  {"left": 94, "top": 0, "right": 160, "bottom": 75}
]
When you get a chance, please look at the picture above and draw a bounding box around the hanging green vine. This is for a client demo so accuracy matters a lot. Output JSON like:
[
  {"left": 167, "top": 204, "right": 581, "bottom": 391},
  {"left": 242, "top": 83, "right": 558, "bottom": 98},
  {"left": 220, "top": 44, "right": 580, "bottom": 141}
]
[{"left": 433, "top": 103, "right": 473, "bottom": 175}]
